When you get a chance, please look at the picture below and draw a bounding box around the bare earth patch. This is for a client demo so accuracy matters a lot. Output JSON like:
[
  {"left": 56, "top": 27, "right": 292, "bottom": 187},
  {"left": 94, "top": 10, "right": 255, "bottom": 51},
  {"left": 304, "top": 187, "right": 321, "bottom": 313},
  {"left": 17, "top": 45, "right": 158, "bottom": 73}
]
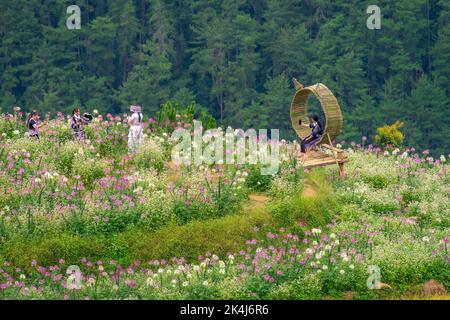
[
  {"left": 302, "top": 183, "right": 317, "bottom": 198},
  {"left": 246, "top": 194, "right": 269, "bottom": 210}
]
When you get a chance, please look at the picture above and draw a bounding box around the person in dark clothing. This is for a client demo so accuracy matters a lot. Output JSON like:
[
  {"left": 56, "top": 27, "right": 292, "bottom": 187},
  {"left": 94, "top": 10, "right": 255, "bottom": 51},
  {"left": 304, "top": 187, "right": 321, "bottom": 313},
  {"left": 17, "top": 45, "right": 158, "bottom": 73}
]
[
  {"left": 26, "top": 111, "right": 47, "bottom": 139},
  {"left": 71, "top": 108, "right": 85, "bottom": 139},
  {"left": 300, "top": 115, "right": 323, "bottom": 158}
]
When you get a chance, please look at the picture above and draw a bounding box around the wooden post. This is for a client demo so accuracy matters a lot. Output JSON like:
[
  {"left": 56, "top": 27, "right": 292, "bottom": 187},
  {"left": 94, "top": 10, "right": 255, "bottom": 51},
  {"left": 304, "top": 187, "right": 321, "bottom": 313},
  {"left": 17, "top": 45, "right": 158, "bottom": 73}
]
[{"left": 336, "top": 149, "right": 345, "bottom": 178}]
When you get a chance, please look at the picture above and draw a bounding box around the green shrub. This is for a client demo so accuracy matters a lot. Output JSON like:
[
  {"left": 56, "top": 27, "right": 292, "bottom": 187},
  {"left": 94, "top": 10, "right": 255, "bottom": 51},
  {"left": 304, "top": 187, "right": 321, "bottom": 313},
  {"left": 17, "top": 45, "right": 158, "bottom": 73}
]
[
  {"left": 1, "top": 234, "right": 106, "bottom": 270},
  {"left": 375, "top": 121, "right": 404, "bottom": 148},
  {"left": 269, "top": 192, "right": 335, "bottom": 228},
  {"left": 72, "top": 157, "right": 106, "bottom": 187},
  {"left": 134, "top": 137, "right": 166, "bottom": 172},
  {"left": 122, "top": 210, "right": 274, "bottom": 262},
  {"left": 371, "top": 238, "right": 445, "bottom": 288},
  {"left": 54, "top": 141, "right": 84, "bottom": 176},
  {"left": 288, "top": 273, "right": 324, "bottom": 300},
  {"left": 361, "top": 174, "right": 392, "bottom": 189},
  {"left": 244, "top": 165, "right": 272, "bottom": 192}
]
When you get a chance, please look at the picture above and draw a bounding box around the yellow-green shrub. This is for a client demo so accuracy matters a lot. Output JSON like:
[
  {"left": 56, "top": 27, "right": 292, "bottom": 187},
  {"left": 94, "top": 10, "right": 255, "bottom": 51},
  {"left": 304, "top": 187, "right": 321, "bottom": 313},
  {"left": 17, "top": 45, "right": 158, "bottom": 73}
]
[{"left": 375, "top": 121, "right": 404, "bottom": 148}]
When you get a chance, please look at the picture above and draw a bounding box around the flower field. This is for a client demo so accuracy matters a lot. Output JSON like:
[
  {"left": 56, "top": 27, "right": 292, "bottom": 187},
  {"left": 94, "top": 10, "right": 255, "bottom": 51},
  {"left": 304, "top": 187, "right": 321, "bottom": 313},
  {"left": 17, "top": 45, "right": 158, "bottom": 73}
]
[{"left": 0, "top": 108, "right": 448, "bottom": 300}]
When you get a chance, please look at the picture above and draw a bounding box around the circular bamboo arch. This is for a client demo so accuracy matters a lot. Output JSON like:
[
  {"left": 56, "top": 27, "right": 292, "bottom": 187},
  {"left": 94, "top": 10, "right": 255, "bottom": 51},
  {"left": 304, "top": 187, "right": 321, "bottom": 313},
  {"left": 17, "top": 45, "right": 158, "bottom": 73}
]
[{"left": 290, "top": 81, "right": 343, "bottom": 145}]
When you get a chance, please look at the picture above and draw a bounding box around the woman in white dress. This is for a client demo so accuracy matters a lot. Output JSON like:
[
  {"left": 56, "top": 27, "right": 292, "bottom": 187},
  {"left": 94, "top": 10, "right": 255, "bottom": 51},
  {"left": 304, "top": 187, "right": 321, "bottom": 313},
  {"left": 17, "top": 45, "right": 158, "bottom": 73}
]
[{"left": 127, "top": 105, "right": 144, "bottom": 153}]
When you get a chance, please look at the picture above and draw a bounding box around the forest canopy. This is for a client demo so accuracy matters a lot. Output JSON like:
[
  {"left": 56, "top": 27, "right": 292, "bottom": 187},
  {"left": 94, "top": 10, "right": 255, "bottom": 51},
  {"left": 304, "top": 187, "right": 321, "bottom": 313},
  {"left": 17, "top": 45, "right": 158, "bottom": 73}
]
[{"left": 0, "top": 0, "right": 449, "bottom": 155}]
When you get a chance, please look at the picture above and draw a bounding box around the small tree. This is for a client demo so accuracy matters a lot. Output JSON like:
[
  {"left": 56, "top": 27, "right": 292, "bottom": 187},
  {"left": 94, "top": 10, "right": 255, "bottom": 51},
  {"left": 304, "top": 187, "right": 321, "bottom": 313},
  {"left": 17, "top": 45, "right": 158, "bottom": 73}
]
[{"left": 375, "top": 121, "right": 404, "bottom": 148}]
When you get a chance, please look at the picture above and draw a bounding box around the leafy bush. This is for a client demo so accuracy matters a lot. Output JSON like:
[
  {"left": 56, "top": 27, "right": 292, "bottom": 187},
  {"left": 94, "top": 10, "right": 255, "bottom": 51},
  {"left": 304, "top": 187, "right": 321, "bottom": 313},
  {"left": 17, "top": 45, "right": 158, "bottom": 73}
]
[
  {"left": 134, "top": 136, "right": 166, "bottom": 172},
  {"left": 375, "top": 121, "right": 404, "bottom": 148},
  {"left": 244, "top": 165, "right": 273, "bottom": 192},
  {"left": 72, "top": 157, "right": 106, "bottom": 188}
]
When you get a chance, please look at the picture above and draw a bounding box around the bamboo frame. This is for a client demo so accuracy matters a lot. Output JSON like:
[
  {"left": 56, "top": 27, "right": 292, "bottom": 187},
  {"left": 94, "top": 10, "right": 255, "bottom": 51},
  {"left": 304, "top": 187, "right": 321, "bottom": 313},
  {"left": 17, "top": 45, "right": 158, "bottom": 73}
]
[
  {"left": 290, "top": 82, "right": 343, "bottom": 145},
  {"left": 291, "top": 80, "right": 347, "bottom": 177}
]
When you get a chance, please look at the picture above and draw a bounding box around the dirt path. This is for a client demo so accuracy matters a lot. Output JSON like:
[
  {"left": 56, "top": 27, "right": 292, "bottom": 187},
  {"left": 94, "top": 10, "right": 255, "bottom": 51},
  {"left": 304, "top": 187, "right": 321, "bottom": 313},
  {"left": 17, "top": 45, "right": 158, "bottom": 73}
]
[
  {"left": 246, "top": 194, "right": 270, "bottom": 210},
  {"left": 167, "top": 160, "right": 180, "bottom": 183},
  {"left": 302, "top": 183, "right": 317, "bottom": 198}
]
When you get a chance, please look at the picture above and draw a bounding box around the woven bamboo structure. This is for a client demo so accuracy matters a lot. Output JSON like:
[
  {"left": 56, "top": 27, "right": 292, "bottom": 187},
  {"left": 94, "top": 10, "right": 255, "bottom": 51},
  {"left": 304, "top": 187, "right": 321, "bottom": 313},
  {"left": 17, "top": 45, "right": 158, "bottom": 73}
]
[
  {"left": 290, "top": 79, "right": 343, "bottom": 145},
  {"left": 290, "top": 79, "right": 347, "bottom": 177}
]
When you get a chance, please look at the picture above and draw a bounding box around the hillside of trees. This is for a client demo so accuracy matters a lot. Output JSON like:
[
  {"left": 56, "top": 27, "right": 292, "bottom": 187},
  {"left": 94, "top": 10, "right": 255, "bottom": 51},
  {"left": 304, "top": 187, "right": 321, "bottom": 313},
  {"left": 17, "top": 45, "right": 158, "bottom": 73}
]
[{"left": 0, "top": 0, "right": 449, "bottom": 155}]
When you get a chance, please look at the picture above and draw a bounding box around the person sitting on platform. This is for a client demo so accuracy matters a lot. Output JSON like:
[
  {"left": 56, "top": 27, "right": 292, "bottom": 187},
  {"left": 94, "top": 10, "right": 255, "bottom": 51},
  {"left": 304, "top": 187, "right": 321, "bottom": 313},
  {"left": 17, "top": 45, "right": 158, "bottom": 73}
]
[{"left": 299, "top": 115, "right": 323, "bottom": 159}]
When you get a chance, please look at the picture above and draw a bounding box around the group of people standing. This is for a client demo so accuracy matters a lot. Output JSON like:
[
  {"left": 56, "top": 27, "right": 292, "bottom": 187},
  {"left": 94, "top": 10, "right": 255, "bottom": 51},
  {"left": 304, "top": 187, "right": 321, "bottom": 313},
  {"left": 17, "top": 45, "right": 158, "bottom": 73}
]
[{"left": 26, "top": 105, "right": 145, "bottom": 153}]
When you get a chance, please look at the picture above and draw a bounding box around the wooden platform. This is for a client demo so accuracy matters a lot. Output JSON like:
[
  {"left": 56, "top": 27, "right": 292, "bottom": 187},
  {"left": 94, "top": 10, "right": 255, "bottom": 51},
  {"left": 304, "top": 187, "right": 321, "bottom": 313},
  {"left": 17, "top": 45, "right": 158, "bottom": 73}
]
[{"left": 298, "top": 145, "right": 348, "bottom": 177}]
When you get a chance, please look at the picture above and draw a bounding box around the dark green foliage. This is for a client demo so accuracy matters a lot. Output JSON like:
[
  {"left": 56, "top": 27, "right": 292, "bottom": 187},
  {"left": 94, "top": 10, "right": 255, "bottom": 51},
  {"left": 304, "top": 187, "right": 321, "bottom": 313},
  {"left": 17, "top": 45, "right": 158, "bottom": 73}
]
[{"left": 0, "top": 0, "right": 448, "bottom": 155}]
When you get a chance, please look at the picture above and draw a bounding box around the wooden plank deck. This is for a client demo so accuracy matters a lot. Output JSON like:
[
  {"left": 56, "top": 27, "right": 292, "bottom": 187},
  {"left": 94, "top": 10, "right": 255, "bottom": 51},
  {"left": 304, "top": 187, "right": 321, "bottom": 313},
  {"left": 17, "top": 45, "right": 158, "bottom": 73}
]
[{"left": 298, "top": 150, "right": 348, "bottom": 170}]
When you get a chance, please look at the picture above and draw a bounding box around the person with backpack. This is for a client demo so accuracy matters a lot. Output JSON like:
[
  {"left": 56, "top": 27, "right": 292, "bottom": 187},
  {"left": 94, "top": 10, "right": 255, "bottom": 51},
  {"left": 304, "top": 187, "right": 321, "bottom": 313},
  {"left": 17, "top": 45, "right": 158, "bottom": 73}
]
[
  {"left": 127, "top": 105, "right": 144, "bottom": 153},
  {"left": 300, "top": 115, "right": 323, "bottom": 158}
]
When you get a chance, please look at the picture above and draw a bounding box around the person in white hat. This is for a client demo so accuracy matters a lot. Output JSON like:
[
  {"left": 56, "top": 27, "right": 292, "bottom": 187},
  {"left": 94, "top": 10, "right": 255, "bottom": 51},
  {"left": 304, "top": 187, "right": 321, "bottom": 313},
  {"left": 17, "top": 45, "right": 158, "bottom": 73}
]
[{"left": 127, "top": 105, "right": 144, "bottom": 153}]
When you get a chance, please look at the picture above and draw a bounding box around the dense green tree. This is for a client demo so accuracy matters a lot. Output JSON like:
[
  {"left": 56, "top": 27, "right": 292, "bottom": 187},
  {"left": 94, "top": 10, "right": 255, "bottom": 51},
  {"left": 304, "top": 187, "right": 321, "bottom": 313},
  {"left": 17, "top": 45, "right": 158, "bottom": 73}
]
[
  {"left": 117, "top": 40, "right": 171, "bottom": 113},
  {"left": 404, "top": 76, "right": 449, "bottom": 154}
]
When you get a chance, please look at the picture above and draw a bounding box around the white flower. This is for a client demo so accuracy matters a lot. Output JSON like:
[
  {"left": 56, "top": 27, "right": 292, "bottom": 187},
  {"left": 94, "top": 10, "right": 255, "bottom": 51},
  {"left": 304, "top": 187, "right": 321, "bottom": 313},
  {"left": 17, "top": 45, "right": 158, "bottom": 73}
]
[
  {"left": 349, "top": 264, "right": 355, "bottom": 270},
  {"left": 186, "top": 273, "right": 192, "bottom": 279},
  {"left": 322, "top": 265, "right": 328, "bottom": 271},
  {"left": 440, "top": 155, "right": 446, "bottom": 163},
  {"left": 325, "top": 245, "right": 332, "bottom": 251},
  {"left": 158, "top": 268, "right": 164, "bottom": 274},
  {"left": 330, "top": 233, "right": 336, "bottom": 239},
  {"left": 20, "top": 274, "right": 26, "bottom": 280},
  {"left": 339, "top": 269, "right": 345, "bottom": 275},
  {"left": 219, "top": 269, "right": 225, "bottom": 274},
  {"left": 93, "top": 109, "right": 98, "bottom": 115},
  {"left": 13, "top": 130, "right": 20, "bottom": 135},
  {"left": 312, "top": 228, "right": 322, "bottom": 235},
  {"left": 200, "top": 262, "right": 207, "bottom": 268},
  {"left": 193, "top": 265, "right": 200, "bottom": 272},
  {"left": 171, "top": 279, "right": 177, "bottom": 285},
  {"left": 422, "top": 236, "right": 430, "bottom": 242},
  {"left": 182, "top": 281, "right": 189, "bottom": 287},
  {"left": 305, "top": 248, "right": 314, "bottom": 255},
  {"left": 146, "top": 278, "right": 155, "bottom": 286},
  {"left": 202, "top": 280, "right": 209, "bottom": 286}
]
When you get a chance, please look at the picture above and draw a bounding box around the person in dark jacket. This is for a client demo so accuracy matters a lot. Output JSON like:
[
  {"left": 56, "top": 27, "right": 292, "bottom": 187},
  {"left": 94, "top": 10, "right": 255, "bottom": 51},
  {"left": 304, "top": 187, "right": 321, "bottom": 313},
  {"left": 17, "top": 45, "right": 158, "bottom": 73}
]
[
  {"left": 26, "top": 111, "right": 47, "bottom": 139},
  {"left": 300, "top": 115, "right": 323, "bottom": 158}
]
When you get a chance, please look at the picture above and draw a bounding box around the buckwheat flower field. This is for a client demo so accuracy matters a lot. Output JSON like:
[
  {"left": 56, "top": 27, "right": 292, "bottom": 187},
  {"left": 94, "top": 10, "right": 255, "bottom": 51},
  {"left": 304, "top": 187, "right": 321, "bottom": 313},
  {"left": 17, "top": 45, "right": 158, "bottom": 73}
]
[{"left": 0, "top": 109, "right": 448, "bottom": 300}]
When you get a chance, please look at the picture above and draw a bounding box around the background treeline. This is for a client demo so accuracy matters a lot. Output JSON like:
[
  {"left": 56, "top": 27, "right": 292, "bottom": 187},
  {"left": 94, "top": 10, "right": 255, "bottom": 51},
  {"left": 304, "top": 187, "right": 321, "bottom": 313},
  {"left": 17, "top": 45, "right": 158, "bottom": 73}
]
[{"left": 0, "top": 0, "right": 449, "bottom": 155}]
